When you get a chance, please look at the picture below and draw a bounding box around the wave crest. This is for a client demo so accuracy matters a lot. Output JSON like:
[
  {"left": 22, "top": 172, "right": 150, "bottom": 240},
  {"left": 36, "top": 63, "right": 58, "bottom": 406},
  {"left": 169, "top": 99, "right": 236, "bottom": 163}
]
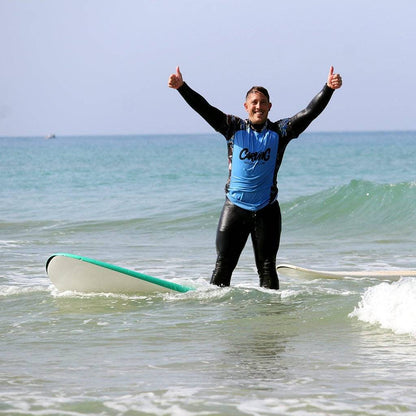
[{"left": 283, "top": 180, "right": 416, "bottom": 237}]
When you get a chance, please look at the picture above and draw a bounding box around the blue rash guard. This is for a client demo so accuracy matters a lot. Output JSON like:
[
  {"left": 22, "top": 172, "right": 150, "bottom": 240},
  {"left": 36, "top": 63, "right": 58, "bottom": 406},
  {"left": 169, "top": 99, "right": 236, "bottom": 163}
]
[
  {"left": 178, "top": 82, "right": 334, "bottom": 211},
  {"left": 222, "top": 116, "right": 291, "bottom": 210}
]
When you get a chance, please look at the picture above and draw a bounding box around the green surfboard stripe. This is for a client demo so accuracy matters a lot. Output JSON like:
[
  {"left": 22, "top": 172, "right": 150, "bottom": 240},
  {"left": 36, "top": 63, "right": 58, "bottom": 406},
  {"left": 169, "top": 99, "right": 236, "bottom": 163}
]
[{"left": 51, "top": 253, "right": 194, "bottom": 293}]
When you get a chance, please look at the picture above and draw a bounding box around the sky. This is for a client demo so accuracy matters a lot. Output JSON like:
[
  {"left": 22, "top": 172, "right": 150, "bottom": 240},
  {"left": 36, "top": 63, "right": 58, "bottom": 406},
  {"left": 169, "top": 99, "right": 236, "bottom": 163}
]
[{"left": 1, "top": 0, "right": 415, "bottom": 137}]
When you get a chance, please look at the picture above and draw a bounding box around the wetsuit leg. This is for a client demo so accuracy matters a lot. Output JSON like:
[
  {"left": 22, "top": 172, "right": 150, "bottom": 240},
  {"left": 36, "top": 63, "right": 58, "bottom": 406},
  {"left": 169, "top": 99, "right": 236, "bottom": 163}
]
[
  {"left": 251, "top": 201, "right": 282, "bottom": 290},
  {"left": 211, "top": 199, "right": 251, "bottom": 287}
]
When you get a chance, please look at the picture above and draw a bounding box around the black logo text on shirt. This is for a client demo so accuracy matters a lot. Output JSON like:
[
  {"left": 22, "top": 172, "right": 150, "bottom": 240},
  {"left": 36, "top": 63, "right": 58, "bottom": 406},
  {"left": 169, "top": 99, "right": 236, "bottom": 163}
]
[{"left": 239, "top": 148, "right": 271, "bottom": 162}]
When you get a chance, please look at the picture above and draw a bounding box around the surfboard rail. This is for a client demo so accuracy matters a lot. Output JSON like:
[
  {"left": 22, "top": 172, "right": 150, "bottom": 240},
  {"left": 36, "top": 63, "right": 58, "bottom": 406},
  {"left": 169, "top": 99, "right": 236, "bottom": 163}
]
[
  {"left": 46, "top": 253, "right": 194, "bottom": 294},
  {"left": 277, "top": 263, "right": 416, "bottom": 280}
]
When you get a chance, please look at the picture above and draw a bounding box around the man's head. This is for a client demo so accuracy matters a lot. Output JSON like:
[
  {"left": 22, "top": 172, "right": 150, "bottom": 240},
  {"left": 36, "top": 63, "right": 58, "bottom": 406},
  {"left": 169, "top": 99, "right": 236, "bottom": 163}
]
[{"left": 244, "top": 86, "right": 272, "bottom": 125}]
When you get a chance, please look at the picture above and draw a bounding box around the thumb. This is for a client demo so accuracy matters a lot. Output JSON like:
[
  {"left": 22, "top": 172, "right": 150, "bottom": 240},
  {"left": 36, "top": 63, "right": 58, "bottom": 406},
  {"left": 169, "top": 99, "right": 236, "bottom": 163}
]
[
  {"left": 329, "top": 66, "right": 334, "bottom": 77},
  {"left": 176, "top": 66, "right": 182, "bottom": 77}
]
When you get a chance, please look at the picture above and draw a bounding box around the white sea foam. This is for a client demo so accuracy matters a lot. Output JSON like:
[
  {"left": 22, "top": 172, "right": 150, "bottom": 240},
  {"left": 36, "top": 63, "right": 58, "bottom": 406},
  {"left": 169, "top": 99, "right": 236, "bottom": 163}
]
[
  {"left": 350, "top": 277, "right": 416, "bottom": 337},
  {"left": 0, "top": 240, "right": 21, "bottom": 248},
  {"left": 0, "top": 284, "right": 48, "bottom": 297},
  {"left": 49, "top": 285, "right": 150, "bottom": 300}
]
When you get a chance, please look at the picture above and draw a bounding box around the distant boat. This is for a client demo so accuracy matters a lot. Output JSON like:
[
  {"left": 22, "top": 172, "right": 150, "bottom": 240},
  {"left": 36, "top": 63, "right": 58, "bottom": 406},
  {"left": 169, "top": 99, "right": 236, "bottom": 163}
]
[{"left": 45, "top": 134, "right": 56, "bottom": 139}]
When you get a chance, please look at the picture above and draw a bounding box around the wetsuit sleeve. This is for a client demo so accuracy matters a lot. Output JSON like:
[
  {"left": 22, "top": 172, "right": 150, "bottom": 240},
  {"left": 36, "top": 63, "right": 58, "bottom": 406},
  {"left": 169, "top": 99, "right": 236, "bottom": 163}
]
[
  {"left": 177, "top": 82, "right": 229, "bottom": 136},
  {"left": 286, "top": 84, "right": 335, "bottom": 138}
]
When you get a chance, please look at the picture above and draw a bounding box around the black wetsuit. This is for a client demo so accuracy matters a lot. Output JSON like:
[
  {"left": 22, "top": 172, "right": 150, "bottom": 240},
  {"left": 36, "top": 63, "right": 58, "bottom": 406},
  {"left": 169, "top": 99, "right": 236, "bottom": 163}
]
[{"left": 177, "top": 83, "right": 335, "bottom": 289}]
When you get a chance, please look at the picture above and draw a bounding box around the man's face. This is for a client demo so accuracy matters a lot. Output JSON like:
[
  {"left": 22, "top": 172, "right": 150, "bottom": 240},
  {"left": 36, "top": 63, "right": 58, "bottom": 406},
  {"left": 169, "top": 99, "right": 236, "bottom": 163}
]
[{"left": 244, "top": 91, "right": 272, "bottom": 125}]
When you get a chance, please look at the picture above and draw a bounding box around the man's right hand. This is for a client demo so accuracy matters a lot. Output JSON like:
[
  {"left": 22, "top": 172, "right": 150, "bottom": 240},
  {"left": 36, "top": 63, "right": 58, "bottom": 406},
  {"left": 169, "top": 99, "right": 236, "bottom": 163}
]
[{"left": 168, "top": 66, "right": 184, "bottom": 89}]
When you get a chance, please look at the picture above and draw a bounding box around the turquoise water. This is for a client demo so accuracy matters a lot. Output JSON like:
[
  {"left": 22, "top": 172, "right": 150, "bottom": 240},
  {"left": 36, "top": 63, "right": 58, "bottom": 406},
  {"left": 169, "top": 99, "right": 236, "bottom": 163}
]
[{"left": 1, "top": 132, "right": 416, "bottom": 415}]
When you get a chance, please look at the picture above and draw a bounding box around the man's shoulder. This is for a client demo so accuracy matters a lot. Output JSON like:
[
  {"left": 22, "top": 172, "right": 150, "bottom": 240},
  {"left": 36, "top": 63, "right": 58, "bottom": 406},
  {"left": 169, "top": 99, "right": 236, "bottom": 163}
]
[
  {"left": 226, "top": 114, "right": 247, "bottom": 129},
  {"left": 268, "top": 118, "right": 291, "bottom": 134},
  {"left": 221, "top": 115, "right": 247, "bottom": 139}
]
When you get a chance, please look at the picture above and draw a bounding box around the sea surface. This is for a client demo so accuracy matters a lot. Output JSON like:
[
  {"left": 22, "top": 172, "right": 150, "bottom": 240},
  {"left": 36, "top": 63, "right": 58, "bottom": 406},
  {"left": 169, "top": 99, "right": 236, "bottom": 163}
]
[{"left": 1, "top": 131, "right": 416, "bottom": 415}]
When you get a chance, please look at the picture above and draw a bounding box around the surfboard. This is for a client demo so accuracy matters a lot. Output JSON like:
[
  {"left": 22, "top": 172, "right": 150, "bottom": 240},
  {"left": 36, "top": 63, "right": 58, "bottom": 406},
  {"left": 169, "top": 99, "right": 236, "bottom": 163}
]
[
  {"left": 277, "top": 263, "right": 416, "bottom": 281},
  {"left": 46, "top": 253, "right": 194, "bottom": 294}
]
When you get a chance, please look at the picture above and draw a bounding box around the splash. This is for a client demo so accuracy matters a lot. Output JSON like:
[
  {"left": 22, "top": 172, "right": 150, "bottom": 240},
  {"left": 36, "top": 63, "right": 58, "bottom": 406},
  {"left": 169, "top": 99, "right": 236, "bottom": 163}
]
[{"left": 350, "top": 278, "right": 416, "bottom": 337}]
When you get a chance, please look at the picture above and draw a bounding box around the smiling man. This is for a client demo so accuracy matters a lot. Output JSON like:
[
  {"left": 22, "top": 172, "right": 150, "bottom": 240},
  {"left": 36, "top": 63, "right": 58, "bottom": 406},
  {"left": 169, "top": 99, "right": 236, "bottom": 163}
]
[{"left": 168, "top": 66, "right": 342, "bottom": 289}]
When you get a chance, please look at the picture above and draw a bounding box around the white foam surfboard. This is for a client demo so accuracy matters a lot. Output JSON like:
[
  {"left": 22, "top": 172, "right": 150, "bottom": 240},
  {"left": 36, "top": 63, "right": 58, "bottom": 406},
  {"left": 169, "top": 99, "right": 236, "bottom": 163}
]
[
  {"left": 46, "top": 253, "right": 194, "bottom": 294},
  {"left": 277, "top": 264, "right": 416, "bottom": 281}
]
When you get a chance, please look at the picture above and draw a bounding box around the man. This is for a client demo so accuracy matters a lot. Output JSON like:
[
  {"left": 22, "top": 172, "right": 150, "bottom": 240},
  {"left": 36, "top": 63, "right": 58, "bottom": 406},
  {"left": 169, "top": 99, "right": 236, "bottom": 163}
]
[{"left": 168, "top": 66, "right": 342, "bottom": 289}]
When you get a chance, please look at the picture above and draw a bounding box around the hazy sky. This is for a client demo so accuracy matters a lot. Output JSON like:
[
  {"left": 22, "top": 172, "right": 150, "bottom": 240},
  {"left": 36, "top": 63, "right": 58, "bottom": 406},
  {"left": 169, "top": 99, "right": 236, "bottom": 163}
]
[{"left": 1, "top": 0, "right": 415, "bottom": 136}]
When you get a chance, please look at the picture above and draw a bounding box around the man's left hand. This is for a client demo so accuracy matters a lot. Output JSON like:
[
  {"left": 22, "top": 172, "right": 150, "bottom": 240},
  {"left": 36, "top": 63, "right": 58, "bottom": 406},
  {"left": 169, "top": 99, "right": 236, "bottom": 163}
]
[{"left": 327, "top": 66, "right": 342, "bottom": 89}]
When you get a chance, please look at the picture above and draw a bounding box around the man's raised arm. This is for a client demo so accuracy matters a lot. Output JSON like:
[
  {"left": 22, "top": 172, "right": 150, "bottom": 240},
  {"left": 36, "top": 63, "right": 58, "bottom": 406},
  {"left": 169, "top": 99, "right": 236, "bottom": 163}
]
[
  {"left": 287, "top": 66, "right": 343, "bottom": 138},
  {"left": 168, "top": 66, "right": 227, "bottom": 133}
]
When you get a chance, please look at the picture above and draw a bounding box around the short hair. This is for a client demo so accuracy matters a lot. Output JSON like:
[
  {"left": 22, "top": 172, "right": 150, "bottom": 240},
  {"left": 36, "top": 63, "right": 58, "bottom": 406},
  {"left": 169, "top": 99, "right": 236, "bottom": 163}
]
[{"left": 246, "top": 86, "right": 270, "bottom": 101}]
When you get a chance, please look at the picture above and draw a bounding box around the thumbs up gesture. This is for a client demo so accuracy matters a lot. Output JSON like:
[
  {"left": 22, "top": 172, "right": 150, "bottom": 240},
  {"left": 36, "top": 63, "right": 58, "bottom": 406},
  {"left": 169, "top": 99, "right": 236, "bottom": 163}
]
[
  {"left": 327, "top": 66, "right": 342, "bottom": 89},
  {"left": 168, "top": 66, "right": 184, "bottom": 89}
]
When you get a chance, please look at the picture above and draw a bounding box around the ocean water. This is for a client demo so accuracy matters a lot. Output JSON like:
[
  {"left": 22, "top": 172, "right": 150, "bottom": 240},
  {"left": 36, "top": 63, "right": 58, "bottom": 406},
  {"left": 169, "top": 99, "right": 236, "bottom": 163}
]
[{"left": 1, "top": 131, "right": 416, "bottom": 415}]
